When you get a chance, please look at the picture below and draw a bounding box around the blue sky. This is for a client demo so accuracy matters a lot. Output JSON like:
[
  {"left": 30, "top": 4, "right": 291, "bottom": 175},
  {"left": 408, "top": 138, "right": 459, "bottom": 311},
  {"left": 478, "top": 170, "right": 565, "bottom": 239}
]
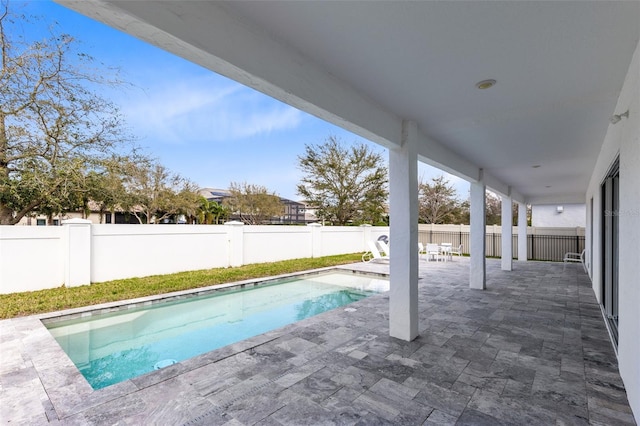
[{"left": 21, "top": 0, "right": 469, "bottom": 201}]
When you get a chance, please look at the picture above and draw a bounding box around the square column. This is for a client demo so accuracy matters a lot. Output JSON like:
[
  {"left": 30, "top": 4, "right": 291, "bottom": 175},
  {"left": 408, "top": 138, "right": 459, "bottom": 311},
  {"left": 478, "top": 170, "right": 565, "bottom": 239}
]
[
  {"left": 225, "top": 221, "right": 244, "bottom": 267},
  {"left": 501, "top": 195, "right": 513, "bottom": 271},
  {"left": 62, "top": 218, "right": 92, "bottom": 287},
  {"left": 388, "top": 120, "right": 419, "bottom": 341},
  {"left": 470, "top": 175, "right": 486, "bottom": 289},
  {"left": 518, "top": 202, "right": 528, "bottom": 261}
]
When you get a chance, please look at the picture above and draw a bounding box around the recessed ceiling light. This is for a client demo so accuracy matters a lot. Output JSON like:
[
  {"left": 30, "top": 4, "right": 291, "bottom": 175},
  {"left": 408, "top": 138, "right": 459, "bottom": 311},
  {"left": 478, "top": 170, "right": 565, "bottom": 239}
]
[
  {"left": 476, "top": 79, "right": 496, "bottom": 90},
  {"left": 532, "top": 165, "right": 541, "bottom": 168}
]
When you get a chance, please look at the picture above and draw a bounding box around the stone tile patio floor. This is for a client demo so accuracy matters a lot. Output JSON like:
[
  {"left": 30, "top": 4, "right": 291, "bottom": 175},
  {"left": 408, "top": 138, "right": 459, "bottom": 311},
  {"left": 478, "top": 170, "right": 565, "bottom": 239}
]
[{"left": 1, "top": 258, "right": 636, "bottom": 425}]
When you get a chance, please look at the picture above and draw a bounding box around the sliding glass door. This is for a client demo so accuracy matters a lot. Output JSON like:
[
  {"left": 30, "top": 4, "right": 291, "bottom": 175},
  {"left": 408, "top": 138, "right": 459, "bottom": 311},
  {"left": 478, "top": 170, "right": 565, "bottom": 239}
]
[{"left": 601, "top": 158, "right": 619, "bottom": 346}]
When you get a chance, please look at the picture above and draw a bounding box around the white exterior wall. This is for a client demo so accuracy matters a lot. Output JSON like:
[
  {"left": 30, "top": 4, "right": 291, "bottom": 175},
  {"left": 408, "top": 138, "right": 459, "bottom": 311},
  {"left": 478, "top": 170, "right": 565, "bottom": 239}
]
[
  {"left": 531, "top": 204, "right": 586, "bottom": 227},
  {"left": 586, "top": 39, "right": 640, "bottom": 421},
  {"left": 0, "top": 226, "right": 65, "bottom": 293}
]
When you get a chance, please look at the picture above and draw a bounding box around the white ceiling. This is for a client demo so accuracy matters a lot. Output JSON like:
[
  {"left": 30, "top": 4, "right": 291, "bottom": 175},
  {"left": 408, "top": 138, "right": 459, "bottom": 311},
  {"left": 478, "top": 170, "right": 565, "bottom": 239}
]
[{"left": 59, "top": 1, "right": 639, "bottom": 204}]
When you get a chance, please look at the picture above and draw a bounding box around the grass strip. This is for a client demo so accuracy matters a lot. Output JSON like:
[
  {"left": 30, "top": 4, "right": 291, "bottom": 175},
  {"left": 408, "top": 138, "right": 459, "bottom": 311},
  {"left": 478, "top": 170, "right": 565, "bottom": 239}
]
[{"left": 0, "top": 253, "right": 363, "bottom": 319}]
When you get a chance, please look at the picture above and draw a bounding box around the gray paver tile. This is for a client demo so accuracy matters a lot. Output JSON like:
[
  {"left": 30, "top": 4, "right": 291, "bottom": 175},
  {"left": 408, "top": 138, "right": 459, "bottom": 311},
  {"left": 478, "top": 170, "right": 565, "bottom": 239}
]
[
  {"left": 269, "top": 396, "right": 344, "bottom": 426},
  {"left": 223, "top": 392, "right": 288, "bottom": 425},
  {"left": 369, "top": 377, "right": 420, "bottom": 401},
  {"left": 587, "top": 395, "right": 636, "bottom": 425},
  {"left": 331, "top": 365, "right": 380, "bottom": 392},
  {"left": 467, "top": 388, "right": 557, "bottom": 425},
  {"left": 414, "top": 382, "right": 470, "bottom": 417},
  {"left": 287, "top": 369, "right": 343, "bottom": 404},
  {"left": 456, "top": 408, "right": 507, "bottom": 425},
  {"left": 423, "top": 409, "right": 458, "bottom": 426}
]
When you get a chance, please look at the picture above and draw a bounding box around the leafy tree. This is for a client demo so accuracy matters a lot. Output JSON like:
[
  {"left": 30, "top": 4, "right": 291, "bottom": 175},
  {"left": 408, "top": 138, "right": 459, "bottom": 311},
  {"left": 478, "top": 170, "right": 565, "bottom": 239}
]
[
  {"left": 297, "top": 136, "right": 387, "bottom": 225},
  {"left": 483, "top": 192, "right": 531, "bottom": 226},
  {"left": 224, "top": 182, "right": 283, "bottom": 225},
  {"left": 485, "top": 191, "right": 502, "bottom": 225},
  {"left": 418, "top": 175, "right": 464, "bottom": 224},
  {"left": 86, "top": 157, "right": 137, "bottom": 224},
  {"left": 124, "top": 160, "right": 199, "bottom": 224},
  {"left": 452, "top": 199, "right": 470, "bottom": 225},
  {"left": 0, "top": 3, "right": 136, "bottom": 224}
]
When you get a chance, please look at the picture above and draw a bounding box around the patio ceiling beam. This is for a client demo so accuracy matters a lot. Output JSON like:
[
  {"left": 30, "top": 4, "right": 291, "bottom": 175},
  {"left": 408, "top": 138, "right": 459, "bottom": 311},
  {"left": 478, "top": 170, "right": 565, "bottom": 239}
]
[{"left": 526, "top": 194, "right": 586, "bottom": 205}]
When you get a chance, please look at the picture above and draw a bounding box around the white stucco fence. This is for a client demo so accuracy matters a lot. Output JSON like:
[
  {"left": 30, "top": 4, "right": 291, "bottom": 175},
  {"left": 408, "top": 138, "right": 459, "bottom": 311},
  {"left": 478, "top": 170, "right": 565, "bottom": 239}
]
[
  {"left": 0, "top": 226, "right": 65, "bottom": 293},
  {"left": 0, "top": 220, "right": 389, "bottom": 294}
]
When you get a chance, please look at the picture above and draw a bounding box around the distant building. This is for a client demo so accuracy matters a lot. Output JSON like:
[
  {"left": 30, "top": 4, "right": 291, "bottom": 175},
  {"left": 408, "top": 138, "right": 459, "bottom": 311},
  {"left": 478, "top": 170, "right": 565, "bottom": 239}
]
[
  {"left": 15, "top": 201, "right": 142, "bottom": 226},
  {"left": 197, "top": 188, "right": 229, "bottom": 204},
  {"left": 531, "top": 203, "right": 586, "bottom": 227},
  {"left": 198, "top": 187, "right": 313, "bottom": 224}
]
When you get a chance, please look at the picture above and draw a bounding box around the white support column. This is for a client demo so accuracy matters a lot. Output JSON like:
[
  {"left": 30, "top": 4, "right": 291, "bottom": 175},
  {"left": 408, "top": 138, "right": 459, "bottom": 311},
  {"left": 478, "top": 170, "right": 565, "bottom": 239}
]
[
  {"left": 388, "top": 120, "right": 419, "bottom": 341},
  {"left": 62, "top": 218, "right": 92, "bottom": 287},
  {"left": 470, "top": 174, "right": 486, "bottom": 289},
  {"left": 501, "top": 195, "right": 513, "bottom": 271},
  {"left": 518, "top": 203, "right": 528, "bottom": 261}
]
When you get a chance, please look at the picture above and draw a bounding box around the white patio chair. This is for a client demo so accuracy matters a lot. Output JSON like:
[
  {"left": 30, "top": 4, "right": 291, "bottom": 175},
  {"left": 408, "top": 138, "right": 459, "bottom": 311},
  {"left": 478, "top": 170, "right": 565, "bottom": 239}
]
[
  {"left": 362, "top": 240, "right": 389, "bottom": 263},
  {"left": 563, "top": 249, "right": 586, "bottom": 272},
  {"left": 451, "top": 244, "right": 463, "bottom": 257},
  {"left": 377, "top": 240, "right": 390, "bottom": 257},
  {"left": 425, "top": 243, "right": 440, "bottom": 262},
  {"left": 418, "top": 242, "right": 426, "bottom": 259},
  {"left": 440, "top": 243, "right": 452, "bottom": 262}
]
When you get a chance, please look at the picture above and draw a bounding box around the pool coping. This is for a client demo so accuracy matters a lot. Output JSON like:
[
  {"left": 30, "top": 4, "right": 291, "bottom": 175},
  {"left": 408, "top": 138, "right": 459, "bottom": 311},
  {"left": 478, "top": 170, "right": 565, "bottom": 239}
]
[{"left": 26, "top": 266, "right": 390, "bottom": 420}]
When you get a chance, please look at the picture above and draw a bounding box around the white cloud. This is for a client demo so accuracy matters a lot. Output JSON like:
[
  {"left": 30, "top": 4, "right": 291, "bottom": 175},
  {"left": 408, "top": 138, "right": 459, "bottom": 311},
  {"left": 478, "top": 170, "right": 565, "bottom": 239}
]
[{"left": 120, "top": 76, "right": 303, "bottom": 145}]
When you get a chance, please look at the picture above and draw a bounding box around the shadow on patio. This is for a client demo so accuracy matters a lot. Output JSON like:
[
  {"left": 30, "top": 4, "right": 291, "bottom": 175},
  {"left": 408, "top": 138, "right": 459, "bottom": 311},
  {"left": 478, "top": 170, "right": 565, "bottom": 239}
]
[{"left": 2, "top": 258, "right": 635, "bottom": 425}]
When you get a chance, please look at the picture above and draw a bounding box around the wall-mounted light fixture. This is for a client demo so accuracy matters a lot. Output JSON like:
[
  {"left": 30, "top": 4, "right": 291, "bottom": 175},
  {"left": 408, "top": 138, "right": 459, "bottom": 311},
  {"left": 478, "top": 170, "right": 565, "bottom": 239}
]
[
  {"left": 556, "top": 206, "right": 564, "bottom": 213},
  {"left": 476, "top": 79, "right": 496, "bottom": 90},
  {"left": 610, "top": 110, "right": 629, "bottom": 124}
]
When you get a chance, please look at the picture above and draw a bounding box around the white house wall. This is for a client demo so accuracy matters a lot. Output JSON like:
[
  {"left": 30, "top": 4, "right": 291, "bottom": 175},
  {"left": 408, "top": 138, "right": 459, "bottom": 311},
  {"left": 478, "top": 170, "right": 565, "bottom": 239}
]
[
  {"left": 531, "top": 204, "right": 586, "bottom": 227},
  {"left": 586, "top": 38, "right": 640, "bottom": 421}
]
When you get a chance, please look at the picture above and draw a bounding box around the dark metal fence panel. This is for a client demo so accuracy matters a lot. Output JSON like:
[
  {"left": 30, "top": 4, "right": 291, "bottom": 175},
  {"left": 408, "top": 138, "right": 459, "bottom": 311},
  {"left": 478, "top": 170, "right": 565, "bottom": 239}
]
[
  {"left": 528, "top": 234, "right": 585, "bottom": 261},
  {"left": 418, "top": 231, "right": 469, "bottom": 254},
  {"left": 417, "top": 230, "right": 585, "bottom": 262}
]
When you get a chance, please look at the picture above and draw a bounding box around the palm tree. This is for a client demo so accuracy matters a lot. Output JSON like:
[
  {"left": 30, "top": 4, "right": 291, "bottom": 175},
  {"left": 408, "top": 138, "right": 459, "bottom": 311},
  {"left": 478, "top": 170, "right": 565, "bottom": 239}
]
[{"left": 197, "top": 198, "right": 229, "bottom": 224}]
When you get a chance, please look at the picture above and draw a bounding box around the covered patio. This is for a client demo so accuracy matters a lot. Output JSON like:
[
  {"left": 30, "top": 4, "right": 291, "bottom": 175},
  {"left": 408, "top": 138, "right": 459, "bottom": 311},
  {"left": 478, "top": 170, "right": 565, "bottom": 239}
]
[
  {"left": 1, "top": 259, "right": 634, "bottom": 424},
  {"left": 52, "top": 1, "right": 640, "bottom": 420}
]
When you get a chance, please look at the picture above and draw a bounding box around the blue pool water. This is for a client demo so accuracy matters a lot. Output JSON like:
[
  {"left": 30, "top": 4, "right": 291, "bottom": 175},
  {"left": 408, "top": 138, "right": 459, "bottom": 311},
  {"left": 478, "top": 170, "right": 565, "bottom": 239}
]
[{"left": 44, "top": 271, "right": 388, "bottom": 389}]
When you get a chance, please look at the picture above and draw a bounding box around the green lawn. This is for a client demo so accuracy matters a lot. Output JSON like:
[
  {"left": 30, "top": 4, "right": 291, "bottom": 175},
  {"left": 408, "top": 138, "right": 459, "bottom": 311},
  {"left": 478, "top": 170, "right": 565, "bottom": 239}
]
[{"left": 0, "top": 253, "right": 363, "bottom": 319}]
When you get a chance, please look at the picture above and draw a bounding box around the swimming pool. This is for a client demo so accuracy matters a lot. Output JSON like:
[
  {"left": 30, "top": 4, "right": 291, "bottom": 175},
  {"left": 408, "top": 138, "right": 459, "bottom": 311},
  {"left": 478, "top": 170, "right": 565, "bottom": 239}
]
[{"left": 43, "top": 270, "right": 388, "bottom": 389}]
